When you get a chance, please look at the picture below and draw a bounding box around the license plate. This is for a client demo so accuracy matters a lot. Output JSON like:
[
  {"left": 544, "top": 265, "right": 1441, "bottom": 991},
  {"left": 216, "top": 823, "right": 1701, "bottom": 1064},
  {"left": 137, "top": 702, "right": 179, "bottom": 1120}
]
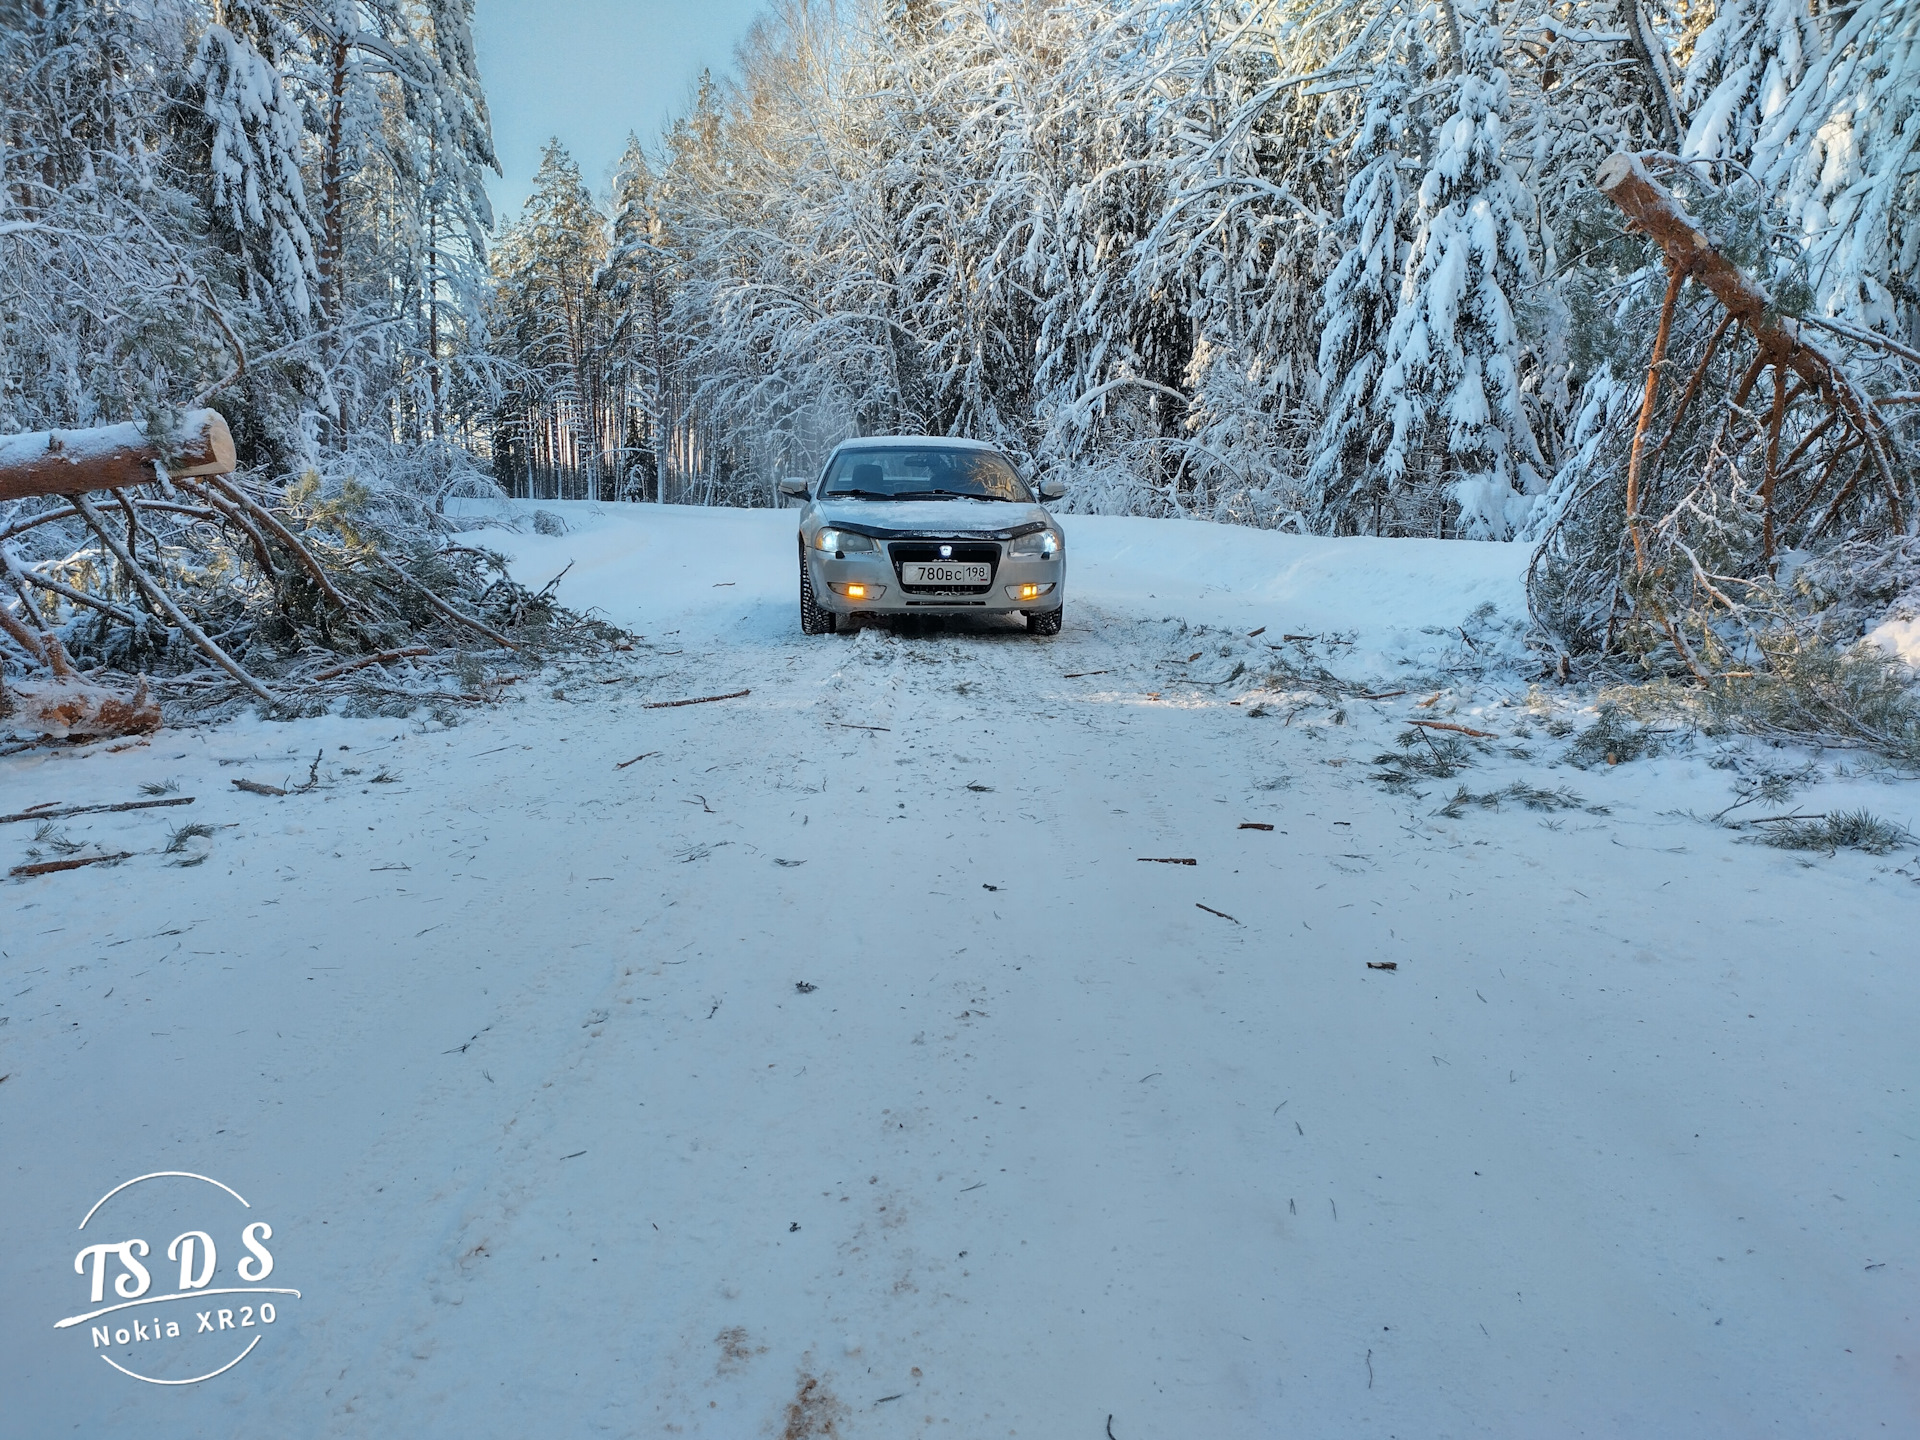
[{"left": 903, "top": 561, "right": 989, "bottom": 586}]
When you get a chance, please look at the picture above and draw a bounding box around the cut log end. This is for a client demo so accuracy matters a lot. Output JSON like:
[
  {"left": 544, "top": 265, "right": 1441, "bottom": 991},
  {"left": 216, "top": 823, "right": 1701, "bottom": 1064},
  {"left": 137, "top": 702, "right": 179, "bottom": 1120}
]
[
  {"left": 5, "top": 676, "right": 160, "bottom": 738},
  {"left": 1593, "top": 151, "right": 1642, "bottom": 195},
  {"left": 169, "top": 409, "right": 237, "bottom": 479}
]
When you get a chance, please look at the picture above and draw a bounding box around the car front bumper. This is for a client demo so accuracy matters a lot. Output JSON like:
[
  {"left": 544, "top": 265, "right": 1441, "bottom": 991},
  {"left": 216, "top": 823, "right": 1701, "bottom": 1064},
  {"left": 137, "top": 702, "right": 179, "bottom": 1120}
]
[{"left": 807, "top": 546, "right": 1064, "bottom": 615}]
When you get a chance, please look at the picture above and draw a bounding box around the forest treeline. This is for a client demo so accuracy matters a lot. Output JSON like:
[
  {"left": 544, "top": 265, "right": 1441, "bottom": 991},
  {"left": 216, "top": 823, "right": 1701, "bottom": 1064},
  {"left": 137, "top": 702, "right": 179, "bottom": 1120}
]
[{"left": 491, "top": 0, "right": 1916, "bottom": 553}]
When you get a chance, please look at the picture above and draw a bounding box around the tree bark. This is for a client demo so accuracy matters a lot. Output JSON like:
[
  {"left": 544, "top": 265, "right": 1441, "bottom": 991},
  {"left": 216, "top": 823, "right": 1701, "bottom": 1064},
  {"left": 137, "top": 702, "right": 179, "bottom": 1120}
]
[
  {"left": 1595, "top": 152, "right": 1904, "bottom": 529},
  {"left": 320, "top": 35, "right": 351, "bottom": 328},
  {"left": 0, "top": 410, "right": 235, "bottom": 503},
  {"left": 5, "top": 677, "right": 159, "bottom": 738}
]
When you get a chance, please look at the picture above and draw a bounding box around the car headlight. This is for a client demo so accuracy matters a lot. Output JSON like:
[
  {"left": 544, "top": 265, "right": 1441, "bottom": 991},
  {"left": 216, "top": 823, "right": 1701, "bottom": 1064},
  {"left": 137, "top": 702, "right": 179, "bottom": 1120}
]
[
  {"left": 1008, "top": 529, "right": 1060, "bottom": 558},
  {"left": 814, "top": 528, "right": 876, "bottom": 554}
]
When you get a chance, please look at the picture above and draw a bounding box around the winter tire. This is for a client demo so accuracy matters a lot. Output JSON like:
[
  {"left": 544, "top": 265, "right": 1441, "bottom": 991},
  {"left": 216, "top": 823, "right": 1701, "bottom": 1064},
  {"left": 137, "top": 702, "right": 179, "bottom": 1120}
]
[
  {"left": 1027, "top": 606, "right": 1063, "bottom": 636},
  {"left": 799, "top": 545, "right": 836, "bottom": 634}
]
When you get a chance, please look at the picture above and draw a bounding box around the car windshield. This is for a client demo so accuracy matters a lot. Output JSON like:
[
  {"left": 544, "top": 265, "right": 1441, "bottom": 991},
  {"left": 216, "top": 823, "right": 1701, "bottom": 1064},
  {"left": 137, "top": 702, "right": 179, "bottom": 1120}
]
[{"left": 820, "top": 446, "right": 1032, "bottom": 503}]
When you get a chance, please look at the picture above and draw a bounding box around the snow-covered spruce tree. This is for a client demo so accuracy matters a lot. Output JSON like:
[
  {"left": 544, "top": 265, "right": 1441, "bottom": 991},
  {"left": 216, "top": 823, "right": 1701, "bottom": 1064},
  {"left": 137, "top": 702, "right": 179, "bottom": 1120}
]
[
  {"left": 1752, "top": 0, "right": 1920, "bottom": 335},
  {"left": 191, "top": 0, "right": 319, "bottom": 333},
  {"left": 1308, "top": 14, "right": 1435, "bottom": 534},
  {"left": 1680, "top": 0, "right": 1821, "bottom": 168},
  {"left": 1372, "top": 0, "right": 1545, "bottom": 538},
  {"left": 176, "top": 0, "right": 326, "bottom": 475}
]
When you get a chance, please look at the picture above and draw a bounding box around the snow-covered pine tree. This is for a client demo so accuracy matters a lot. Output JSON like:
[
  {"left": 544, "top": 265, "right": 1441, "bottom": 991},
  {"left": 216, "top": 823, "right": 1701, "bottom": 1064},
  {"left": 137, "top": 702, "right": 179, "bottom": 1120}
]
[
  {"left": 420, "top": 0, "right": 499, "bottom": 252},
  {"left": 1090, "top": 0, "right": 1339, "bottom": 523},
  {"left": 974, "top": 1, "right": 1185, "bottom": 501},
  {"left": 0, "top": 0, "right": 244, "bottom": 437},
  {"left": 600, "top": 136, "right": 677, "bottom": 502},
  {"left": 295, "top": 0, "right": 499, "bottom": 423},
  {"left": 191, "top": 0, "right": 319, "bottom": 331},
  {"left": 489, "top": 142, "right": 611, "bottom": 499},
  {"left": 1373, "top": 0, "right": 1545, "bottom": 538}
]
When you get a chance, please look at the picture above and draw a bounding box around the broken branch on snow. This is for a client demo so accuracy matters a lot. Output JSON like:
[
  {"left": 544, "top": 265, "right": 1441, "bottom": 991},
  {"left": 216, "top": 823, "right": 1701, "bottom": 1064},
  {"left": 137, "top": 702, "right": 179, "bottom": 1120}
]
[
  {"left": 10, "top": 851, "right": 134, "bottom": 878},
  {"left": 0, "top": 796, "right": 192, "bottom": 825},
  {"left": 1407, "top": 718, "right": 1498, "bottom": 739},
  {"left": 644, "top": 689, "right": 750, "bottom": 710}
]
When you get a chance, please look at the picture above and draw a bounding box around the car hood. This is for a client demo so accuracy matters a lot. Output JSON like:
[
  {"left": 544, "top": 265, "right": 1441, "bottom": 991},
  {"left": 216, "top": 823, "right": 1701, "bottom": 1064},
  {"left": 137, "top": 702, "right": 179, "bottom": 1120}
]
[{"left": 810, "top": 497, "right": 1052, "bottom": 540}]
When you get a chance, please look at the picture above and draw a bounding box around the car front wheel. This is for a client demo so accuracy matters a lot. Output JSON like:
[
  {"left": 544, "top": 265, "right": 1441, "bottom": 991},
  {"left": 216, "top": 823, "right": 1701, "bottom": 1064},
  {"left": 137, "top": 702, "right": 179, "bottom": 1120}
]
[
  {"left": 1027, "top": 605, "right": 1063, "bottom": 636},
  {"left": 799, "top": 546, "right": 836, "bottom": 634}
]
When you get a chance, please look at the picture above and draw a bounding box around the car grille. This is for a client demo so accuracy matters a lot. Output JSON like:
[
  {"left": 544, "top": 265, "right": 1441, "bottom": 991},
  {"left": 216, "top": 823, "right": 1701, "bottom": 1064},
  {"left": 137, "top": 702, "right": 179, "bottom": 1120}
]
[{"left": 887, "top": 541, "right": 1001, "bottom": 595}]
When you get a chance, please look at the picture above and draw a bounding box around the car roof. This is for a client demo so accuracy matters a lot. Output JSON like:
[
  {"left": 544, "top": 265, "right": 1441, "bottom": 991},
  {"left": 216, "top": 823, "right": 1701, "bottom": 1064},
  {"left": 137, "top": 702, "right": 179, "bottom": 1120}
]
[{"left": 828, "top": 435, "right": 1000, "bottom": 454}]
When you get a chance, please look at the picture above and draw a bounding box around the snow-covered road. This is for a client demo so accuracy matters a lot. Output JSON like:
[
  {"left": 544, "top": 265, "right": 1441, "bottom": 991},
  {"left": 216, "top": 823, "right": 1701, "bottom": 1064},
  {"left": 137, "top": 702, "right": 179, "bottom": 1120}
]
[{"left": 4, "top": 503, "right": 1916, "bottom": 1437}]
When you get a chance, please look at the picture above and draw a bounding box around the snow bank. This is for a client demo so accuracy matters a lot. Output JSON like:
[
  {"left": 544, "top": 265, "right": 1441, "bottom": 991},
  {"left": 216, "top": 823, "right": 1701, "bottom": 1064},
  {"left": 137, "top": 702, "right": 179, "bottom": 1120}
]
[
  {"left": 1866, "top": 613, "right": 1920, "bottom": 670},
  {"left": 1062, "top": 513, "right": 1527, "bottom": 668}
]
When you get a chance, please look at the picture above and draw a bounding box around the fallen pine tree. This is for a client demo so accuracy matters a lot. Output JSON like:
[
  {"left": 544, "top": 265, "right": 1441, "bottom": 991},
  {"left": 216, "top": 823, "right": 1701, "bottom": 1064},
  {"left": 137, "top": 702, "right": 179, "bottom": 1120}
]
[
  {"left": 1, "top": 414, "right": 613, "bottom": 737},
  {"left": 1526, "top": 153, "right": 1920, "bottom": 759}
]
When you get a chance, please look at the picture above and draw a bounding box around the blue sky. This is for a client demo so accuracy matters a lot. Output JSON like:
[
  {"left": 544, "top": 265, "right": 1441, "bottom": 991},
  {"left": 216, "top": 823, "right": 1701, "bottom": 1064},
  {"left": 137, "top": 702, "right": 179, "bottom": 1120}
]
[{"left": 472, "top": 0, "right": 769, "bottom": 221}]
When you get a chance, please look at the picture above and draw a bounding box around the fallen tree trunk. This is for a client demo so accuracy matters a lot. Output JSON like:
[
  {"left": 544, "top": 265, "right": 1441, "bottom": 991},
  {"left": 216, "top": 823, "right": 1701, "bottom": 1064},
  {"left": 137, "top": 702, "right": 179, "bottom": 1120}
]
[
  {"left": 1595, "top": 152, "right": 1793, "bottom": 342},
  {"left": 4, "top": 674, "right": 160, "bottom": 737},
  {"left": 1594, "top": 151, "right": 1906, "bottom": 539},
  {"left": 0, "top": 409, "right": 235, "bottom": 502}
]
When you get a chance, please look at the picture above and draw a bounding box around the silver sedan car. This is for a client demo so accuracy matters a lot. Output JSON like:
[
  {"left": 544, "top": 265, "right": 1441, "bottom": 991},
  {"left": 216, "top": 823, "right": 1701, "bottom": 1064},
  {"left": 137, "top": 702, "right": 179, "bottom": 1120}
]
[{"left": 780, "top": 436, "right": 1067, "bottom": 635}]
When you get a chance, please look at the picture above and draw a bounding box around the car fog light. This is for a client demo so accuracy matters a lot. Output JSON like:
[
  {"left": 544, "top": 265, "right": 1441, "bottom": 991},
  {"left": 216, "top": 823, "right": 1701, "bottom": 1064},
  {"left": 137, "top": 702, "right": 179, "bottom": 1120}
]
[
  {"left": 1006, "top": 582, "right": 1055, "bottom": 600},
  {"left": 829, "top": 581, "right": 885, "bottom": 599}
]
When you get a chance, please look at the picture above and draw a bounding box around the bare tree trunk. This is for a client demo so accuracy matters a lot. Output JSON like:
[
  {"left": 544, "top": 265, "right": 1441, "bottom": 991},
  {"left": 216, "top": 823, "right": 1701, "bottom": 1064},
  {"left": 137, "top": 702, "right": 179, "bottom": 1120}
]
[
  {"left": 319, "top": 35, "right": 350, "bottom": 328},
  {"left": 428, "top": 191, "right": 443, "bottom": 443},
  {"left": 650, "top": 268, "right": 669, "bottom": 504}
]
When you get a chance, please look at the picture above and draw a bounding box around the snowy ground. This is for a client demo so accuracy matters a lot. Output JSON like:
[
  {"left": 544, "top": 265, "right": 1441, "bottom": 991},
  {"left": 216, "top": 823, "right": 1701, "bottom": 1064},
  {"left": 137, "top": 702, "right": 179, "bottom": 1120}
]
[{"left": 4, "top": 501, "right": 1918, "bottom": 1437}]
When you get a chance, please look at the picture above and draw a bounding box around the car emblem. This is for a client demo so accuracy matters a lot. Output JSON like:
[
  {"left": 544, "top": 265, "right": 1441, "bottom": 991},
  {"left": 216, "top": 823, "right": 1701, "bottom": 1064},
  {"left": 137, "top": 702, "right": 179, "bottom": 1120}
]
[{"left": 939, "top": 544, "right": 952, "bottom": 558}]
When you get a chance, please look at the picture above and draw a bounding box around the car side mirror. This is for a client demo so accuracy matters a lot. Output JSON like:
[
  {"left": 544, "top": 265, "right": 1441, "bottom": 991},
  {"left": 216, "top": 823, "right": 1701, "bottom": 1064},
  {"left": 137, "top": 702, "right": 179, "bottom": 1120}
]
[
  {"left": 1038, "top": 478, "right": 1068, "bottom": 501},
  {"left": 778, "top": 477, "right": 810, "bottom": 499}
]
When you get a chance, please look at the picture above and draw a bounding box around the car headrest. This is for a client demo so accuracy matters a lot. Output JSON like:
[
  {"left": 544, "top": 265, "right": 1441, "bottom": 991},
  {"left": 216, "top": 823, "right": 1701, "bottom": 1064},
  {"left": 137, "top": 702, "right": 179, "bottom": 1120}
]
[{"left": 851, "top": 462, "right": 884, "bottom": 489}]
